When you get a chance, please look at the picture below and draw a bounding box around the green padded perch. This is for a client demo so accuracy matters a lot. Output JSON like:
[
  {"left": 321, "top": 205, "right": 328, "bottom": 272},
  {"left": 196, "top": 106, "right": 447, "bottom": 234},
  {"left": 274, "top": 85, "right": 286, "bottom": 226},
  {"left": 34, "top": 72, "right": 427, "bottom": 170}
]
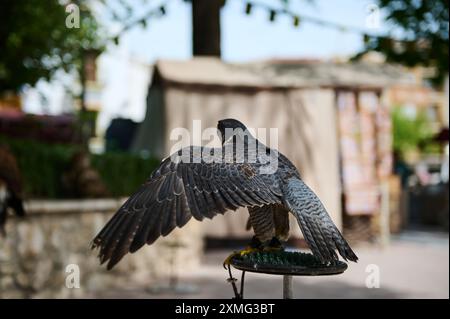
[{"left": 230, "top": 250, "right": 348, "bottom": 276}]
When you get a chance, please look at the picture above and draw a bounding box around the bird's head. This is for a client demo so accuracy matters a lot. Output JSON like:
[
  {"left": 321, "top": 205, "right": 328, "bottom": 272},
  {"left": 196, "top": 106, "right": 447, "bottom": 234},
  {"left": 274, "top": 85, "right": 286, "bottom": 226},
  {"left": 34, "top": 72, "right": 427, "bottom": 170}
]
[{"left": 217, "top": 118, "right": 248, "bottom": 144}]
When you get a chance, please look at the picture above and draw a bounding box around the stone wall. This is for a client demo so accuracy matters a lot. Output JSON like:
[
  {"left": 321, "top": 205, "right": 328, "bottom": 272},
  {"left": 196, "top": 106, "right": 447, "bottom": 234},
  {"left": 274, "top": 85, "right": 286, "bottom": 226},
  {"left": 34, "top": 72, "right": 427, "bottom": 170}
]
[{"left": 0, "top": 199, "right": 203, "bottom": 298}]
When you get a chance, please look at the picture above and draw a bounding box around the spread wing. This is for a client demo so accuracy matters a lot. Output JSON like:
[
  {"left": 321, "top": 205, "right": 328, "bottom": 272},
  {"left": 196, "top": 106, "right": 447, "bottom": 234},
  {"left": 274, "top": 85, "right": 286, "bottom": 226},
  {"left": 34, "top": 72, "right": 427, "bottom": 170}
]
[
  {"left": 283, "top": 177, "right": 358, "bottom": 263},
  {"left": 92, "top": 146, "right": 282, "bottom": 269}
]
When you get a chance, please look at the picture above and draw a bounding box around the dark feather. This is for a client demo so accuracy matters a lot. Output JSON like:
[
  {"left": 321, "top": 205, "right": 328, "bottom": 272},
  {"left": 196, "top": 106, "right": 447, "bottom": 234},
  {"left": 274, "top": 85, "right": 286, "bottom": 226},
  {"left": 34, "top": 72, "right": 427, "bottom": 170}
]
[
  {"left": 284, "top": 178, "right": 358, "bottom": 263},
  {"left": 92, "top": 122, "right": 357, "bottom": 269}
]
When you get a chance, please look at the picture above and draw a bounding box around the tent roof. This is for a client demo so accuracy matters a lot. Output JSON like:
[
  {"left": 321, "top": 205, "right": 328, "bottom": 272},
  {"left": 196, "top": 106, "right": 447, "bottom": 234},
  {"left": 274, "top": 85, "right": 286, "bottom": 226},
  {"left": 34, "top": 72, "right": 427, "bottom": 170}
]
[{"left": 153, "top": 57, "right": 414, "bottom": 90}]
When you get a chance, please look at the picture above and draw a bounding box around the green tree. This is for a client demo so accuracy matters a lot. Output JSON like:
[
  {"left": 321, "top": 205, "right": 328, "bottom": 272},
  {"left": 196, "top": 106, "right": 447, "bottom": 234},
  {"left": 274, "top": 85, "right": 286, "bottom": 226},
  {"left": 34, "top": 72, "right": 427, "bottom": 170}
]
[
  {"left": 362, "top": 0, "right": 449, "bottom": 86},
  {"left": 0, "top": 0, "right": 105, "bottom": 94},
  {"left": 392, "top": 106, "right": 437, "bottom": 158}
]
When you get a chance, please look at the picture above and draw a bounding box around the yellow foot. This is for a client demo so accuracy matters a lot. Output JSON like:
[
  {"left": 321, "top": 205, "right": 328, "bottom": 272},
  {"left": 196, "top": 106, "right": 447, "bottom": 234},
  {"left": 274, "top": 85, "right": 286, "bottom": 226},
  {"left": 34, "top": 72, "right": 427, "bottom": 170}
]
[{"left": 223, "top": 247, "right": 260, "bottom": 269}]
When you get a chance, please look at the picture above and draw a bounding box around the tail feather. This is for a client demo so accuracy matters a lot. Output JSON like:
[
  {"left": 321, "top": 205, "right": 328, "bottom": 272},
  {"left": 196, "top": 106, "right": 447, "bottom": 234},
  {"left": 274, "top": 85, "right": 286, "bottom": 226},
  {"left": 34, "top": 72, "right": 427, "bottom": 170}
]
[{"left": 283, "top": 177, "right": 358, "bottom": 263}]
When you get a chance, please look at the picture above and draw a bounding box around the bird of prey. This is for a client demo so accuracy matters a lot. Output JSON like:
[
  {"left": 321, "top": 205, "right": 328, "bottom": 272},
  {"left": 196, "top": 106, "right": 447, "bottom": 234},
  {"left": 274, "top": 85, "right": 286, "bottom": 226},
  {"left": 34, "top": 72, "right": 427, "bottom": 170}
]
[
  {"left": 0, "top": 144, "right": 25, "bottom": 235},
  {"left": 92, "top": 119, "right": 358, "bottom": 269}
]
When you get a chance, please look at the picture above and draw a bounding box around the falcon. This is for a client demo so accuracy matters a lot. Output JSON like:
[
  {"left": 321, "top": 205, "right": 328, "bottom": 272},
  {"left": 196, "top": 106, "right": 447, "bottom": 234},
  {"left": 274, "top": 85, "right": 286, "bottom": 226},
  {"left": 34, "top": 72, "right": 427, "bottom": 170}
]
[
  {"left": 92, "top": 119, "right": 358, "bottom": 269},
  {"left": 0, "top": 144, "right": 25, "bottom": 235}
]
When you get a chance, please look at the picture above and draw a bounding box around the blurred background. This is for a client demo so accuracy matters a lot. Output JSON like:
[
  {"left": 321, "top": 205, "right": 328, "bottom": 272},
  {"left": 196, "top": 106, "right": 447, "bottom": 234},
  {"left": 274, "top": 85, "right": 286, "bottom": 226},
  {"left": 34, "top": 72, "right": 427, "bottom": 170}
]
[{"left": 0, "top": 0, "right": 448, "bottom": 299}]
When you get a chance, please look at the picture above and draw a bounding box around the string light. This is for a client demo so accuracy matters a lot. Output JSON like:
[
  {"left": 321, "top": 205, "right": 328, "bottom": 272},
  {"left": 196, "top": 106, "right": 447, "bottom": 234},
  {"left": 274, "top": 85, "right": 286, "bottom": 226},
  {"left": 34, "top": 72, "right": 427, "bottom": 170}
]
[
  {"left": 159, "top": 5, "right": 166, "bottom": 16},
  {"left": 292, "top": 15, "right": 300, "bottom": 27},
  {"left": 108, "top": 0, "right": 407, "bottom": 49},
  {"left": 269, "top": 9, "right": 277, "bottom": 22},
  {"left": 363, "top": 34, "right": 370, "bottom": 44},
  {"left": 245, "top": 2, "right": 252, "bottom": 15},
  {"left": 241, "top": 0, "right": 406, "bottom": 45},
  {"left": 109, "top": 0, "right": 172, "bottom": 46}
]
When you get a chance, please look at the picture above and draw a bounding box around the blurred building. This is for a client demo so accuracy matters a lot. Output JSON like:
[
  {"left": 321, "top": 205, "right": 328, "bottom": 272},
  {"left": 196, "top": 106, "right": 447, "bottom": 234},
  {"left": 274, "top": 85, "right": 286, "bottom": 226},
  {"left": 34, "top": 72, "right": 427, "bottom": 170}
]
[
  {"left": 386, "top": 69, "right": 448, "bottom": 132},
  {"left": 385, "top": 68, "right": 449, "bottom": 231},
  {"left": 132, "top": 57, "right": 415, "bottom": 243}
]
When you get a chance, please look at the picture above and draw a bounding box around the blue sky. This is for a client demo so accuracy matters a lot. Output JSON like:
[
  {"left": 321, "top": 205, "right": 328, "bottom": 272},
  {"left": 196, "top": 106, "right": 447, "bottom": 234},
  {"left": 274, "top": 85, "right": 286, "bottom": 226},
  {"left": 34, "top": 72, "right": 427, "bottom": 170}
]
[
  {"left": 111, "top": 0, "right": 388, "bottom": 62},
  {"left": 92, "top": 0, "right": 389, "bottom": 131},
  {"left": 24, "top": 0, "right": 391, "bottom": 129},
  {"left": 108, "top": 0, "right": 383, "bottom": 63}
]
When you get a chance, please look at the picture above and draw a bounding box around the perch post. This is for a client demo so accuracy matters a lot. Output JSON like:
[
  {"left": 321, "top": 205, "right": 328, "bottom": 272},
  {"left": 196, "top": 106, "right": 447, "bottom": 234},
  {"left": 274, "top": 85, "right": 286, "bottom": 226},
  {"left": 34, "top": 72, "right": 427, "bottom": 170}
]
[
  {"left": 283, "top": 275, "right": 293, "bottom": 299},
  {"left": 228, "top": 250, "right": 348, "bottom": 299}
]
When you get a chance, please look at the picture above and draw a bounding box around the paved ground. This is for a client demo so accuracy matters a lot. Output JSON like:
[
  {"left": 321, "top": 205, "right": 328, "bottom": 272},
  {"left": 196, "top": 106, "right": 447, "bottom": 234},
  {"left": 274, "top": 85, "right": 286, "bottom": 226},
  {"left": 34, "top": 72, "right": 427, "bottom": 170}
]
[{"left": 93, "top": 230, "right": 449, "bottom": 299}]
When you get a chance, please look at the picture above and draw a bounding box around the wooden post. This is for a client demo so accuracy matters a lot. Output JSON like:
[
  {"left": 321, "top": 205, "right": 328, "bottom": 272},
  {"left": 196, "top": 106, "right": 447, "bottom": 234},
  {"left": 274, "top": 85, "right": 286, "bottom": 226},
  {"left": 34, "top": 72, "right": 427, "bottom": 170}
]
[
  {"left": 192, "top": 0, "right": 224, "bottom": 57},
  {"left": 380, "top": 181, "right": 391, "bottom": 248},
  {"left": 283, "top": 275, "right": 293, "bottom": 299}
]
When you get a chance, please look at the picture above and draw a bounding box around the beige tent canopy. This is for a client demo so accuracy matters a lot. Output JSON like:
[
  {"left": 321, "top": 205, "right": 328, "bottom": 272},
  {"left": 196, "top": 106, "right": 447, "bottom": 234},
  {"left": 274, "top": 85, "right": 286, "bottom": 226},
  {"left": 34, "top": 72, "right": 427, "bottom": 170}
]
[{"left": 132, "top": 57, "right": 410, "bottom": 241}]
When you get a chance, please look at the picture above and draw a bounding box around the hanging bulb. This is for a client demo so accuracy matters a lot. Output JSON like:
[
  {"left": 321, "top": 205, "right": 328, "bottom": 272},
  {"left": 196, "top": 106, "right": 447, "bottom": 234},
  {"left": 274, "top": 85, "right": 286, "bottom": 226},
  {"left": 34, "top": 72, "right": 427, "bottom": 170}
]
[
  {"left": 363, "top": 34, "right": 370, "bottom": 44},
  {"left": 113, "top": 36, "right": 119, "bottom": 45},
  {"left": 269, "top": 9, "right": 276, "bottom": 22},
  {"left": 293, "top": 15, "right": 300, "bottom": 27},
  {"left": 245, "top": 2, "right": 252, "bottom": 15},
  {"left": 140, "top": 19, "right": 147, "bottom": 28},
  {"left": 159, "top": 5, "right": 166, "bottom": 16}
]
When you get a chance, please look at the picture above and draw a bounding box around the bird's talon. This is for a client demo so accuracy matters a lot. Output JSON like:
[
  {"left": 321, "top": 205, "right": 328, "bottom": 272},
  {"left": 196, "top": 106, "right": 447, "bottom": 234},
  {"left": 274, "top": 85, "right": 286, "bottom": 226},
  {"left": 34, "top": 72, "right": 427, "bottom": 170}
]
[{"left": 223, "top": 247, "right": 259, "bottom": 269}]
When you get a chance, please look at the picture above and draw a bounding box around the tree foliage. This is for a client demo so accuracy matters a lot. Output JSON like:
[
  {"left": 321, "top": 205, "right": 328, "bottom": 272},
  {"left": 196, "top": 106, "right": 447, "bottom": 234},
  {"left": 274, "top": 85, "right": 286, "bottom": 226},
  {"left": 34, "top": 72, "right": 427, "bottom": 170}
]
[
  {"left": 362, "top": 0, "right": 449, "bottom": 86},
  {"left": 392, "top": 106, "right": 437, "bottom": 157},
  {"left": 0, "top": 0, "right": 105, "bottom": 94}
]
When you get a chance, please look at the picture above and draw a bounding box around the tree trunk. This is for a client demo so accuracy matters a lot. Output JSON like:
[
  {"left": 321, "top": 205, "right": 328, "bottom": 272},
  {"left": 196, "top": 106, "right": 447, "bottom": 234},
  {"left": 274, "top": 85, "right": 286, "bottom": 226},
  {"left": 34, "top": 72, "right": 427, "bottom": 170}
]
[{"left": 192, "top": 0, "right": 224, "bottom": 57}]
